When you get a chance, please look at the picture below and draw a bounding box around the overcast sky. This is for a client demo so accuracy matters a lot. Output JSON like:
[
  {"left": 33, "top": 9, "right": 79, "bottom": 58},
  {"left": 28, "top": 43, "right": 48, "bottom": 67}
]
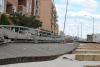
[{"left": 54, "top": 0, "right": 100, "bottom": 38}]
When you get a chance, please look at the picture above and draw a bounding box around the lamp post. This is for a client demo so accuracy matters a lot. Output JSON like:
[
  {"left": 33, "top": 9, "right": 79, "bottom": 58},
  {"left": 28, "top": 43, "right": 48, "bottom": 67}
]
[
  {"left": 80, "top": 23, "right": 82, "bottom": 38},
  {"left": 84, "top": 15, "right": 95, "bottom": 35},
  {"left": 77, "top": 25, "right": 79, "bottom": 38},
  {"left": 92, "top": 17, "right": 94, "bottom": 35},
  {"left": 75, "top": 19, "right": 83, "bottom": 39},
  {"left": 89, "top": 16, "right": 95, "bottom": 35}
]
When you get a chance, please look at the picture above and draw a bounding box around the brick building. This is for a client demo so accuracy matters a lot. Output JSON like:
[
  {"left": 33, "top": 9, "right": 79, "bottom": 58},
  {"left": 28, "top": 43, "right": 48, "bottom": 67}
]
[
  {"left": 1, "top": 0, "right": 59, "bottom": 34},
  {"left": 17, "top": 0, "right": 33, "bottom": 16},
  {"left": 2, "top": 0, "right": 32, "bottom": 15},
  {"left": 39, "top": 0, "right": 58, "bottom": 34},
  {"left": 52, "top": 5, "right": 59, "bottom": 34},
  {"left": 31, "top": 0, "right": 39, "bottom": 17},
  {"left": 6, "top": 0, "right": 17, "bottom": 14}
]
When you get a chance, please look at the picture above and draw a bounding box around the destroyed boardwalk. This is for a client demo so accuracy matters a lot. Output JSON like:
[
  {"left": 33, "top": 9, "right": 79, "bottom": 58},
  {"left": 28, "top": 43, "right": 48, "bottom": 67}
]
[{"left": 0, "top": 43, "right": 78, "bottom": 65}]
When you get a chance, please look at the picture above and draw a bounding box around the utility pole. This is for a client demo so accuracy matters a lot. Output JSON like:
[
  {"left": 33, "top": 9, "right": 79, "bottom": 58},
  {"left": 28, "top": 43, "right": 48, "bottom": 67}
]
[
  {"left": 77, "top": 25, "right": 79, "bottom": 38},
  {"left": 81, "top": 23, "right": 82, "bottom": 38},
  {"left": 93, "top": 17, "right": 94, "bottom": 35},
  {"left": 84, "top": 15, "right": 95, "bottom": 35},
  {"left": 63, "top": 0, "right": 68, "bottom": 34}
]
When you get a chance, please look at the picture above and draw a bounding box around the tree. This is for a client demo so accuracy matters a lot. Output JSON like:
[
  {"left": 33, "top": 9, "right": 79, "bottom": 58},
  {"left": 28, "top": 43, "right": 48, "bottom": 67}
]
[
  {"left": 10, "top": 12, "right": 42, "bottom": 28},
  {"left": 0, "top": 14, "right": 10, "bottom": 25},
  {"left": 27, "top": 19, "right": 42, "bottom": 28}
]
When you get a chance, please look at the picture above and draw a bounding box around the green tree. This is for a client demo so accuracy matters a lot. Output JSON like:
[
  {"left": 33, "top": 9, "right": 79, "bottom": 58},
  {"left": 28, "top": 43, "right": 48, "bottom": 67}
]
[
  {"left": 27, "top": 18, "right": 42, "bottom": 28},
  {"left": 10, "top": 12, "right": 42, "bottom": 28},
  {"left": 0, "top": 14, "right": 10, "bottom": 25}
]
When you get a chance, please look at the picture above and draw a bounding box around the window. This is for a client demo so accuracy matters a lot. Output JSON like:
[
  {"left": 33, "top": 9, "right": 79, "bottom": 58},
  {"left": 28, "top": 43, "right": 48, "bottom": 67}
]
[
  {"left": 36, "top": 0, "right": 39, "bottom": 8},
  {"left": 0, "top": 0, "right": 4, "bottom": 12},
  {"left": 18, "top": 0, "right": 27, "bottom": 6}
]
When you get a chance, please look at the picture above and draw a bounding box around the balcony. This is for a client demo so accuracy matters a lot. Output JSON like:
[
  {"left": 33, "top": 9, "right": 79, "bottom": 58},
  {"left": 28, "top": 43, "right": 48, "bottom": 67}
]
[
  {"left": 6, "top": 3, "right": 13, "bottom": 14},
  {"left": 17, "top": 5, "right": 26, "bottom": 14},
  {"left": 18, "top": 0, "right": 27, "bottom": 6}
]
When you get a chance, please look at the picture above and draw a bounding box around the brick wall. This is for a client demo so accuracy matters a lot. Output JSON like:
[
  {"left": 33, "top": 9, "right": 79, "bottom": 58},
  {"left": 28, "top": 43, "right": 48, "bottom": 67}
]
[{"left": 39, "top": 0, "right": 53, "bottom": 32}]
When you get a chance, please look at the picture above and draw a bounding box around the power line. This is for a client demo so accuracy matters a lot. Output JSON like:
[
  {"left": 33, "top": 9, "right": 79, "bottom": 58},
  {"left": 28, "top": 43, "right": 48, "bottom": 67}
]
[{"left": 63, "top": 0, "right": 69, "bottom": 34}]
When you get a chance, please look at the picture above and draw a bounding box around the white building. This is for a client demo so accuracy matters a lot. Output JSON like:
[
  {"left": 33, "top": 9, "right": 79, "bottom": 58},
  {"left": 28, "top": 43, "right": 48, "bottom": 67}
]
[{"left": 87, "top": 33, "right": 100, "bottom": 42}]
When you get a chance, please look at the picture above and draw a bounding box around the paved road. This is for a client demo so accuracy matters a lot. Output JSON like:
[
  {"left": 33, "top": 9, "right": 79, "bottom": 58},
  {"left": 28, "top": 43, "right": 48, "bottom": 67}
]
[{"left": 0, "top": 43, "right": 78, "bottom": 59}]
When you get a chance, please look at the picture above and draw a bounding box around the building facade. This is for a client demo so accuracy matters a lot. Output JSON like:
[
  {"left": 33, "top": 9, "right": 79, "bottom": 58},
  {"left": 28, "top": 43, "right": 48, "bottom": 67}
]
[
  {"left": 39, "top": 0, "right": 58, "bottom": 34},
  {"left": 6, "top": 0, "right": 18, "bottom": 14},
  {"left": 4, "top": 0, "right": 33, "bottom": 16},
  {"left": 52, "top": 5, "right": 59, "bottom": 34},
  {"left": 87, "top": 34, "right": 100, "bottom": 42},
  {"left": 2, "top": 0, "right": 59, "bottom": 34},
  {"left": 39, "top": 0, "right": 53, "bottom": 32},
  {"left": 17, "top": 0, "right": 33, "bottom": 16},
  {"left": 31, "top": 0, "right": 39, "bottom": 17}
]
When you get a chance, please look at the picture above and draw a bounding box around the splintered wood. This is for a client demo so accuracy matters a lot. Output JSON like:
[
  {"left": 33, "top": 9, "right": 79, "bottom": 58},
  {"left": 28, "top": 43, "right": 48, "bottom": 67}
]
[{"left": 74, "top": 43, "right": 100, "bottom": 61}]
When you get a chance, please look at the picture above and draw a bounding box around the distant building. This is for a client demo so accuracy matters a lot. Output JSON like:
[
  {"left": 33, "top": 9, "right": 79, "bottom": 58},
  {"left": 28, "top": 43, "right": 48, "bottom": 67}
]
[
  {"left": 6, "top": 0, "right": 18, "bottom": 14},
  {"left": 87, "top": 34, "right": 100, "bottom": 42},
  {"left": 87, "top": 34, "right": 93, "bottom": 42},
  {"left": 64, "top": 35, "right": 74, "bottom": 43}
]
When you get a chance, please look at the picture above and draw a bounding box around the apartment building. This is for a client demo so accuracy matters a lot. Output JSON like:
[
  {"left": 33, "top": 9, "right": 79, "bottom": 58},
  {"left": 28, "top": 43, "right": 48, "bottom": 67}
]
[
  {"left": 39, "top": 0, "right": 58, "bottom": 34},
  {"left": 1, "top": 0, "right": 59, "bottom": 34},
  {"left": 0, "top": 0, "right": 17, "bottom": 14},
  {"left": 52, "top": 5, "right": 58, "bottom": 34},
  {"left": 17, "top": 0, "right": 33, "bottom": 16},
  {"left": 3, "top": 0, "right": 32, "bottom": 16},
  {"left": 31, "top": 0, "right": 39, "bottom": 17},
  {"left": 6, "top": 0, "right": 17, "bottom": 14}
]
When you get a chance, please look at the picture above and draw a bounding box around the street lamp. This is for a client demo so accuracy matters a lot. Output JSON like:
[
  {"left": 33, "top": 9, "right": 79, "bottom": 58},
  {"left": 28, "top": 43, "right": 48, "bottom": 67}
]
[
  {"left": 84, "top": 15, "right": 95, "bottom": 35},
  {"left": 77, "top": 24, "right": 79, "bottom": 38},
  {"left": 92, "top": 17, "right": 95, "bottom": 35},
  {"left": 75, "top": 19, "right": 83, "bottom": 38},
  {"left": 80, "top": 23, "right": 82, "bottom": 38}
]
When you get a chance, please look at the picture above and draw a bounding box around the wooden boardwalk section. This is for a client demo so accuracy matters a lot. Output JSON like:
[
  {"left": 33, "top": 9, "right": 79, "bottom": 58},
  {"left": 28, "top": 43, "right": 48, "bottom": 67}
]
[
  {"left": 0, "top": 43, "right": 78, "bottom": 65},
  {"left": 74, "top": 43, "right": 100, "bottom": 61}
]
